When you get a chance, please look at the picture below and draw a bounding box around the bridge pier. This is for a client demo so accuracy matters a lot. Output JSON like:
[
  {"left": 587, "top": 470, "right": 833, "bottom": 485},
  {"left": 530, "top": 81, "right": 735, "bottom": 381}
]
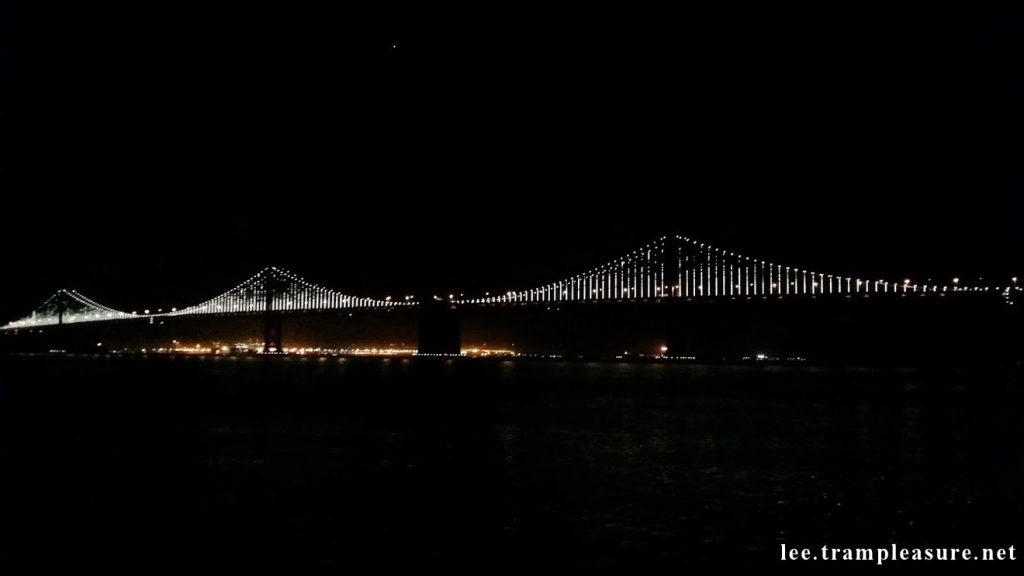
[
  {"left": 418, "top": 301, "right": 461, "bottom": 355},
  {"left": 263, "top": 313, "right": 283, "bottom": 354},
  {"left": 262, "top": 271, "right": 284, "bottom": 354}
]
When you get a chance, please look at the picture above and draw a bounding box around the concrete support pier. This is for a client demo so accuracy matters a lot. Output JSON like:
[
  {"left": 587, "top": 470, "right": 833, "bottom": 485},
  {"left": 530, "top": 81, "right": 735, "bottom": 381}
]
[{"left": 418, "top": 300, "right": 461, "bottom": 355}]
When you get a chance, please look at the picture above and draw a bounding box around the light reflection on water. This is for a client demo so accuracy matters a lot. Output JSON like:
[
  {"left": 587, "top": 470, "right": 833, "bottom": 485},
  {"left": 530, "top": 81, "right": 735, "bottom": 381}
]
[{"left": 2, "top": 355, "right": 1022, "bottom": 570}]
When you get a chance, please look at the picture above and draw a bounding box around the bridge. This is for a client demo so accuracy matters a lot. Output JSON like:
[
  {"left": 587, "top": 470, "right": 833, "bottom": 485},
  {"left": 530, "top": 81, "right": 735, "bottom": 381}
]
[{"left": 3, "top": 235, "right": 1019, "bottom": 355}]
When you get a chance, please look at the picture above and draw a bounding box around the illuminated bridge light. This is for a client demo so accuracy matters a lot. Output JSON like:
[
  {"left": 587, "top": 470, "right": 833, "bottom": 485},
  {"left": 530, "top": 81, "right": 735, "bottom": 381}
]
[{"left": 0, "top": 236, "right": 1010, "bottom": 331}]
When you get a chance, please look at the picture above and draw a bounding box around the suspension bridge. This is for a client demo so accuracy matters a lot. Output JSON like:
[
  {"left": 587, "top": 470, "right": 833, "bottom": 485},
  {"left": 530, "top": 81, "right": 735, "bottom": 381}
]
[{"left": 2, "top": 235, "right": 1019, "bottom": 354}]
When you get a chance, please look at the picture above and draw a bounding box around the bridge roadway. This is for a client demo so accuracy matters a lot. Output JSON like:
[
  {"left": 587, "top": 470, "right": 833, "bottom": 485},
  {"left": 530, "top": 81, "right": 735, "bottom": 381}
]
[{"left": 2, "top": 236, "right": 1020, "bottom": 357}]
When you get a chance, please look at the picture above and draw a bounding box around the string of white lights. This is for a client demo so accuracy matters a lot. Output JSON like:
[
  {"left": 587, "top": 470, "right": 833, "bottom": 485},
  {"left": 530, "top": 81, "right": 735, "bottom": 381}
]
[
  {"left": 455, "top": 234, "right": 1011, "bottom": 305},
  {"left": 161, "top": 266, "right": 410, "bottom": 318},
  {"left": 1, "top": 288, "right": 133, "bottom": 328},
  {"left": 2, "top": 240, "right": 1018, "bottom": 329}
]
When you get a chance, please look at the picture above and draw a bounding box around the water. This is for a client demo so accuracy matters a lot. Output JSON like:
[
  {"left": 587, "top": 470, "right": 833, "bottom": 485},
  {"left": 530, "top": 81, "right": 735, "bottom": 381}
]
[{"left": 2, "top": 355, "right": 1022, "bottom": 571}]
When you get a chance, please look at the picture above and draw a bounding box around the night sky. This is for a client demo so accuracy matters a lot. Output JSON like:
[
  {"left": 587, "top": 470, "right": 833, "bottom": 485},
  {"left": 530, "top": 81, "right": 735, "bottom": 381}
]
[{"left": 2, "top": 4, "right": 1022, "bottom": 320}]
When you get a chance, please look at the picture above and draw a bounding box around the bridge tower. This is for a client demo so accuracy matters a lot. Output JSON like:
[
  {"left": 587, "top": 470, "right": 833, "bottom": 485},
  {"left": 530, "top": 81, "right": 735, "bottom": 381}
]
[{"left": 263, "top": 270, "right": 283, "bottom": 354}]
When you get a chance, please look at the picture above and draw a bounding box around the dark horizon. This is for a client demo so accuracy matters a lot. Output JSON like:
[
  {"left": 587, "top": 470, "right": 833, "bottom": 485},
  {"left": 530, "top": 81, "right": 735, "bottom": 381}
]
[{"left": 2, "top": 4, "right": 1022, "bottom": 319}]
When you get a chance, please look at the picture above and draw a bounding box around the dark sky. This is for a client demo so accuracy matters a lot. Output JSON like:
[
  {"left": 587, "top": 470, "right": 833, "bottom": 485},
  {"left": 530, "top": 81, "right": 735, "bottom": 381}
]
[{"left": 1, "top": 3, "right": 1022, "bottom": 319}]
